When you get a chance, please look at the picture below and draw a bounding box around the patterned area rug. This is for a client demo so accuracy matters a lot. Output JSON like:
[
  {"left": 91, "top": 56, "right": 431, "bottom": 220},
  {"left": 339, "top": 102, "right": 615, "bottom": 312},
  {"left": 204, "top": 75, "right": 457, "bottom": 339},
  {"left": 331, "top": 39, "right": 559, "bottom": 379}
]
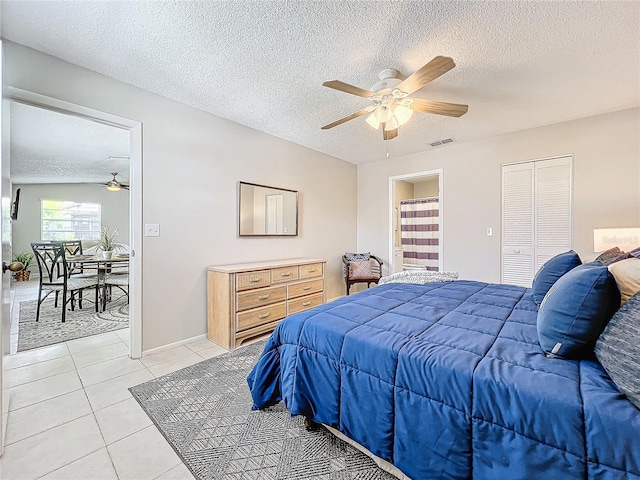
[
  {"left": 18, "top": 295, "right": 128, "bottom": 352},
  {"left": 129, "top": 341, "right": 396, "bottom": 480}
]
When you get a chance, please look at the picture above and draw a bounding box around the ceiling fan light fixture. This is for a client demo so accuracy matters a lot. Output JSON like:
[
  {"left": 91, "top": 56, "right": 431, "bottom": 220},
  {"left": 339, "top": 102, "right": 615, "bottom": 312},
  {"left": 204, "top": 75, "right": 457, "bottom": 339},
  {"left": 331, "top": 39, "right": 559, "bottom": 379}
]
[
  {"left": 393, "top": 104, "right": 414, "bottom": 125},
  {"left": 365, "top": 113, "right": 381, "bottom": 130},
  {"left": 384, "top": 115, "right": 400, "bottom": 131},
  {"left": 106, "top": 172, "right": 123, "bottom": 191},
  {"left": 374, "top": 103, "right": 393, "bottom": 123}
]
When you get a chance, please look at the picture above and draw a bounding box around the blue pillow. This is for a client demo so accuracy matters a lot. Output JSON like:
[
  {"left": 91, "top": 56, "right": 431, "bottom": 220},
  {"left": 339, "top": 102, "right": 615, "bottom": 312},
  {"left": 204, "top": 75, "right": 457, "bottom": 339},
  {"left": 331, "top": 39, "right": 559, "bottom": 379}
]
[
  {"left": 531, "top": 250, "right": 581, "bottom": 305},
  {"left": 537, "top": 263, "right": 620, "bottom": 359}
]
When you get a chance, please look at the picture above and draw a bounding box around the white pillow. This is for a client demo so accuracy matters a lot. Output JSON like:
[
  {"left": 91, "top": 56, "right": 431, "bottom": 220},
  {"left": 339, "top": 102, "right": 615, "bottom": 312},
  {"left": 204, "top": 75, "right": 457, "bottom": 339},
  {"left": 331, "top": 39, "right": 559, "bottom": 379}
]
[{"left": 608, "top": 258, "right": 640, "bottom": 305}]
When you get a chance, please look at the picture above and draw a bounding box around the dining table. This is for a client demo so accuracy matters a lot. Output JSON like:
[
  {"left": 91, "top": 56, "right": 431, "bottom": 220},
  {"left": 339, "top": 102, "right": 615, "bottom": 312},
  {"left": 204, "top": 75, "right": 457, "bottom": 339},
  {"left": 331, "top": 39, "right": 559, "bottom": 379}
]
[{"left": 66, "top": 253, "right": 129, "bottom": 312}]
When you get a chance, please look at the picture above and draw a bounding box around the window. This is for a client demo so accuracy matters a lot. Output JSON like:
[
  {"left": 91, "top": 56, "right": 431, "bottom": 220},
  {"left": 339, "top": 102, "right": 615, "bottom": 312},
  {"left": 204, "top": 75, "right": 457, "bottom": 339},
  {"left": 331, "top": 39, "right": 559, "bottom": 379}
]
[{"left": 41, "top": 199, "right": 102, "bottom": 241}]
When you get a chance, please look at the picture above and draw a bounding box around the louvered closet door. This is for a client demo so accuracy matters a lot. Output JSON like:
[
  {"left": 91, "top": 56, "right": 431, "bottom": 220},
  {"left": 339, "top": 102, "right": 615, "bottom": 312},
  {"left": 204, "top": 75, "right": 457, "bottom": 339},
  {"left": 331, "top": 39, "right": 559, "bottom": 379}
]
[
  {"left": 502, "top": 163, "right": 535, "bottom": 287},
  {"left": 501, "top": 156, "right": 572, "bottom": 287},
  {"left": 534, "top": 158, "right": 572, "bottom": 272}
]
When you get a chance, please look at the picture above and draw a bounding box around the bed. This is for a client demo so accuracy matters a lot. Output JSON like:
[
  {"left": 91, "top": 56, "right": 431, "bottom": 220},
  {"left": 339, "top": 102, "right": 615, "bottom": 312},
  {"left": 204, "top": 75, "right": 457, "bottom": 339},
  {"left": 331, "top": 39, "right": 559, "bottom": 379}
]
[{"left": 247, "top": 280, "right": 640, "bottom": 480}]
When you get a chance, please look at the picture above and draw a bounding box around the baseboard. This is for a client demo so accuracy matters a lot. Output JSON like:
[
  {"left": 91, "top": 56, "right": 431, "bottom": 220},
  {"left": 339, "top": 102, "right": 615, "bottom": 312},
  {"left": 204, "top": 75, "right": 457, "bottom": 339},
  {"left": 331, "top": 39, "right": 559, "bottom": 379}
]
[{"left": 142, "top": 333, "right": 209, "bottom": 356}]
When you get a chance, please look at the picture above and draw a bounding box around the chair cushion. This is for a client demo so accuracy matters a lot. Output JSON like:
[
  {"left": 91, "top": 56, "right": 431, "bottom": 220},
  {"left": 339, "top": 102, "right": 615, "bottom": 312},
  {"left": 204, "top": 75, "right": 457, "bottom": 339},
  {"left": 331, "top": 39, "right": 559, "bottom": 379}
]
[
  {"left": 67, "top": 276, "right": 99, "bottom": 290},
  {"left": 105, "top": 274, "right": 129, "bottom": 286},
  {"left": 345, "top": 252, "right": 370, "bottom": 262},
  {"left": 349, "top": 261, "right": 372, "bottom": 279},
  {"left": 595, "top": 292, "right": 640, "bottom": 409},
  {"left": 537, "top": 262, "right": 620, "bottom": 359},
  {"left": 531, "top": 250, "right": 581, "bottom": 305}
]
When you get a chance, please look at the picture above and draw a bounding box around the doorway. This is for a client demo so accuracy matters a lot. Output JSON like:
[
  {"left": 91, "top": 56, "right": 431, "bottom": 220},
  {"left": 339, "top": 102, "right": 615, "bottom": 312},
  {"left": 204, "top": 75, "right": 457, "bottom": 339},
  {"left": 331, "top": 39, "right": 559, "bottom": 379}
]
[
  {"left": 389, "top": 169, "right": 443, "bottom": 274},
  {"left": 5, "top": 88, "right": 142, "bottom": 359}
]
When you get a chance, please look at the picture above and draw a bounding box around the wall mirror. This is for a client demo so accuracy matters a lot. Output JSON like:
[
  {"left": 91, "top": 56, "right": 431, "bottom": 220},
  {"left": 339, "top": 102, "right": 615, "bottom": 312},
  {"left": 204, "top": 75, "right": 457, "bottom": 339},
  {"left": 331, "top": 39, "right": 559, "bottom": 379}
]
[{"left": 238, "top": 181, "right": 298, "bottom": 236}]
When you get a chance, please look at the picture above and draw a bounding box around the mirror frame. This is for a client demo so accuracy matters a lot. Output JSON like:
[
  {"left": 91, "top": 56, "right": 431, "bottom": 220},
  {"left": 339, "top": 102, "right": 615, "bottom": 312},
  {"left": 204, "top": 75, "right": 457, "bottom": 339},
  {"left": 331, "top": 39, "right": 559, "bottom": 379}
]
[{"left": 238, "top": 181, "right": 299, "bottom": 237}]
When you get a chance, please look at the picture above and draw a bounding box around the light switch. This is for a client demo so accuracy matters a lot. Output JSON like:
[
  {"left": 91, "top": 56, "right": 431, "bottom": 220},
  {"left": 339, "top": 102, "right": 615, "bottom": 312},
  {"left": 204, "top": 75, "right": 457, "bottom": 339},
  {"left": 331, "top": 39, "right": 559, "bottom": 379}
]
[
  {"left": 145, "top": 224, "right": 160, "bottom": 237},
  {"left": 486, "top": 227, "right": 493, "bottom": 237}
]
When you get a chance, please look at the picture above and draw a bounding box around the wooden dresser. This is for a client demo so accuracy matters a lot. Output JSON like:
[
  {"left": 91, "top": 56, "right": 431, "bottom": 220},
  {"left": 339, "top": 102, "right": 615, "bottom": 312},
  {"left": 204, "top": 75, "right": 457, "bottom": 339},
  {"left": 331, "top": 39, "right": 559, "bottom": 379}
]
[{"left": 207, "top": 258, "right": 326, "bottom": 349}]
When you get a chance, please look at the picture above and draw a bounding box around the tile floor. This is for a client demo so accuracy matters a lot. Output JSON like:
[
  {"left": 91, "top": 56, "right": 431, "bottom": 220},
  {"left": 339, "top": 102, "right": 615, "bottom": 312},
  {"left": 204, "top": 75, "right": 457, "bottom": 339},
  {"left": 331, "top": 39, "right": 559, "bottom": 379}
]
[{"left": 1, "top": 281, "right": 228, "bottom": 479}]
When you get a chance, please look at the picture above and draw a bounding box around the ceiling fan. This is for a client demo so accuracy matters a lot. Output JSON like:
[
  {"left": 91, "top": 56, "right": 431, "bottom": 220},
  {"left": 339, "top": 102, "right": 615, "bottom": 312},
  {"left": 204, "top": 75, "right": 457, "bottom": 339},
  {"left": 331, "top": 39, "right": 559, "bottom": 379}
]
[
  {"left": 321, "top": 56, "right": 468, "bottom": 140},
  {"left": 101, "top": 172, "right": 129, "bottom": 191}
]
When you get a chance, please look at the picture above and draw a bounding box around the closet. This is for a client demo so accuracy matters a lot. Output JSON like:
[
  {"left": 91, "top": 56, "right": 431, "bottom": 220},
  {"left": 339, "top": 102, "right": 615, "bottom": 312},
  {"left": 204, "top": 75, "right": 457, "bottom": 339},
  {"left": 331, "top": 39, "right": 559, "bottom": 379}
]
[{"left": 501, "top": 155, "right": 573, "bottom": 287}]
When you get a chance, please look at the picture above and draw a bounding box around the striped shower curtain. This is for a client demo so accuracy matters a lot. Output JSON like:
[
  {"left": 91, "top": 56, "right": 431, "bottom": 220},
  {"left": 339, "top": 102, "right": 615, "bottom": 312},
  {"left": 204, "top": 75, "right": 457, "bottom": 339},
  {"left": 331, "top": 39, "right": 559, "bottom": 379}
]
[{"left": 400, "top": 198, "right": 439, "bottom": 271}]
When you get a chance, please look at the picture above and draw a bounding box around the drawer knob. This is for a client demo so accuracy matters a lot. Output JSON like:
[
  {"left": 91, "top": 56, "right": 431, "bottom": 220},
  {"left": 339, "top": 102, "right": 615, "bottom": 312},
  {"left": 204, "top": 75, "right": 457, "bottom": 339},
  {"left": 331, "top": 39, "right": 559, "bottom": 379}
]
[
  {"left": 258, "top": 312, "right": 271, "bottom": 319},
  {"left": 281, "top": 272, "right": 291, "bottom": 277},
  {"left": 258, "top": 294, "right": 270, "bottom": 300},
  {"left": 249, "top": 277, "right": 261, "bottom": 283},
  {"left": 308, "top": 268, "right": 316, "bottom": 273},
  {"left": 302, "top": 301, "right": 311, "bottom": 307},
  {"left": 302, "top": 286, "right": 311, "bottom": 291}
]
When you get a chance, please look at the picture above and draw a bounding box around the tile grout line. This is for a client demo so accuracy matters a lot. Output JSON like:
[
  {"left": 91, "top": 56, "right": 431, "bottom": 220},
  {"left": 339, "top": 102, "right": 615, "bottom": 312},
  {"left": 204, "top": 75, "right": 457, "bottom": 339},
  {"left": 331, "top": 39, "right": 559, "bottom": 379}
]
[
  {"left": 5, "top": 364, "right": 78, "bottom": 390},
  {"left": 8, "top": 381, "right": 84, "bottom": 414},
  {"left": 4, "top": 351, "right": 73, "bottom": 371},
  {"left": 31, "top": 443, "right": 113, "bottom": 480},
  {"left": 4, "top": 412, "right": 97, "bottom": 452}
]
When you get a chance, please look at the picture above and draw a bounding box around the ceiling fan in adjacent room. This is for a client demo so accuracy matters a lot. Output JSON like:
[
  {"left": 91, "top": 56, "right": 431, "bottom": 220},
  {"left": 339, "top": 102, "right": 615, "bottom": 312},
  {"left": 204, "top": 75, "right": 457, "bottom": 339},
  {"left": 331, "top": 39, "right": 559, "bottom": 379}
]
[
  {"left": 321, "top": 56, "right": 468, "bottom": 140},
  {"left": 99, "top": 172, "right": 129, "bottom": 191}
]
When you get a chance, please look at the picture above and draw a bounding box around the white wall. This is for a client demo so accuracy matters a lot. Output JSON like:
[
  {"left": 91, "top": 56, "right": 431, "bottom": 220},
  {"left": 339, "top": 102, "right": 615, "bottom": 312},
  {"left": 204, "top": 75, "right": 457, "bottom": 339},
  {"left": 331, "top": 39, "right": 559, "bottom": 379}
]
[
  {"left": 11, "top": 183, "right": 130, "bottom": 257},
  {"left": 3, "top": 42, "right": 357, "bottom": 350},
  {"left": 358, "top": 108, "right": 640, "bottom": 283},
  {"left": 413, "top": 177, "right": 439, "bottom": 199}
]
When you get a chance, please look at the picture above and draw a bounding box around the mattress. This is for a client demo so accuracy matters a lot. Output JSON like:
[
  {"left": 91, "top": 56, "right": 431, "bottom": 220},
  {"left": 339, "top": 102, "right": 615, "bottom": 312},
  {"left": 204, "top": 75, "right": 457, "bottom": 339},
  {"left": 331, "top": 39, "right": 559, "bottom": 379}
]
[{"left": 248, "top": 281, "right": 640, "bottom": 479}]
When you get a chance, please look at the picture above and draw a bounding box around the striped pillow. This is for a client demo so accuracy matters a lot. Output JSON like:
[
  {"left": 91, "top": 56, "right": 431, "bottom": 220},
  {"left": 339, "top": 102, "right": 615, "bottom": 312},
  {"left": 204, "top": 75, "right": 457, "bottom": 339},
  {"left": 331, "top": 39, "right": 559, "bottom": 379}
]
[{"left": 595, "top": 292, "right": 640, "bottom": 409}]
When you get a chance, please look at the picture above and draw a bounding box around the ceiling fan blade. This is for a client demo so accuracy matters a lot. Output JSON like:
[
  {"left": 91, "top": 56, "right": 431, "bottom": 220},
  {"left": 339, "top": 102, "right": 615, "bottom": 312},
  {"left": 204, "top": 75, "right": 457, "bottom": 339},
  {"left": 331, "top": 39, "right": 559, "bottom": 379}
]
[
  {"left": 321, "top": 106, "right": 375, "bottom": 130},
  {"left": 382, "top": 128, "right": 398, "bottom": 141},
  {"left": 410, "top": 98, "right": 468, "bottom": 117},
  {"left": 322, "top": 80, "right": 376, "bottom": 98},
  {"left": 397, "top": 56, "right": 456, "bottom": 95}
]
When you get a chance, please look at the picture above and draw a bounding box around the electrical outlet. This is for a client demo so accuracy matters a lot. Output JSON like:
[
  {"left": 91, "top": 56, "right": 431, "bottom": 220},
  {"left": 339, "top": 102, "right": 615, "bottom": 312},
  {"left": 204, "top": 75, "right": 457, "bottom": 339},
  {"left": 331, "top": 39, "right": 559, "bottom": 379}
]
[
  {"left": 145, "top": 224, "right": 160, "bottom": 237},
  {"left": 486, "top": 227, "right": 493, "bottom": 237}
]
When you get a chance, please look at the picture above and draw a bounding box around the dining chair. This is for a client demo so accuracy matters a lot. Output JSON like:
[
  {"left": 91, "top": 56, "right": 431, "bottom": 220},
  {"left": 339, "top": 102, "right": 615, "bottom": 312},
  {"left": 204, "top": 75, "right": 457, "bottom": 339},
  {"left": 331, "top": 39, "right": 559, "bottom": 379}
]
[
  {"left": 102, "top": 272, "right": 129, "bottom": 311},
  {"left": 58, "top": 240, "right": 100, "bottom": 307},
  {"left": 60, "top": 240, "right": 98, "bottom": 276},
  {"left": 30, "top": 242, "right": 100, "bottom": 322}
]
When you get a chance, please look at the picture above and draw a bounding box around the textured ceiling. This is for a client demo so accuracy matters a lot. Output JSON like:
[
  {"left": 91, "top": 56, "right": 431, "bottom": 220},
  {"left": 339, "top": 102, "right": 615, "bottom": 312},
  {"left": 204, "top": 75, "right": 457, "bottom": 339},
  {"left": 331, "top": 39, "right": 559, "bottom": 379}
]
[
  {"left": 2, "top": 1, "right": 639, "bottom": 165},
  {"left": 10, "top": 102, "right": 130, "bottom": 184}
]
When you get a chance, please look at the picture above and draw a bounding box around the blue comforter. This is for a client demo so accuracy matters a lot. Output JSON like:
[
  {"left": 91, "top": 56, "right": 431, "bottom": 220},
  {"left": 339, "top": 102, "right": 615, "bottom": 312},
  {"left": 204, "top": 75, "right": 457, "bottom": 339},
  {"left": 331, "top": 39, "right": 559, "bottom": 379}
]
[{"left": 247, "top": 281, "right": 640, "bottom": 480}]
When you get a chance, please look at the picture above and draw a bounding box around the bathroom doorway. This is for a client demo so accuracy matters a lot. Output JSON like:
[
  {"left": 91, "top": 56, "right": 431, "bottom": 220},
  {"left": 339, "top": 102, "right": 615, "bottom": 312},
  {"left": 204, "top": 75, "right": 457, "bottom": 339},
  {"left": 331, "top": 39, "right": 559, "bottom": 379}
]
[{"left": 389, "top": 169, "right": 443, "bottom": 274}]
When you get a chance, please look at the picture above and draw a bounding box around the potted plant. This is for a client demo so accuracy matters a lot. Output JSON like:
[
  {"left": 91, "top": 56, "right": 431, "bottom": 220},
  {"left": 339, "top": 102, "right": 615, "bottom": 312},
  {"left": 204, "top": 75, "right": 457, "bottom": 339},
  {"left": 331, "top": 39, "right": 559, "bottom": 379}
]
[
  {"left": 12, "top": 251, "right": 34, "bottom": 281},
  {"left": 98, "top": 226, "right": 119, "bottom": 260}
]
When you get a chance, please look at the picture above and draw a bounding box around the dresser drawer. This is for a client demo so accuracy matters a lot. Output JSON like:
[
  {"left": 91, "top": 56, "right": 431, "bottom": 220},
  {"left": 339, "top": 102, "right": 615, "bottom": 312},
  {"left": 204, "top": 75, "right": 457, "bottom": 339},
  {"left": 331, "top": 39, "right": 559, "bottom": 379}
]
[
  {"left": 236, "top": 270, "right": 271, "bottom": 291},
  {"left": 288, "top": 279, "right": 323, "bottom": 299},
  {"left": 288, "top": 292, "right": 323, "bottom": 315},
  {"left": 236, "top": 319, "right": 282, "bottom": 346},
  {"left": 236, "top": 285, "right": 286, "bottom": 312},
  {"left": 271, "top": 266, "right": 299, "bottom": 283},
  {"left": 237, "top": 302, "right": 286, "bottom": 332},
  {"left": 299, "top": 262, "right": 323, "bottom": 279}
]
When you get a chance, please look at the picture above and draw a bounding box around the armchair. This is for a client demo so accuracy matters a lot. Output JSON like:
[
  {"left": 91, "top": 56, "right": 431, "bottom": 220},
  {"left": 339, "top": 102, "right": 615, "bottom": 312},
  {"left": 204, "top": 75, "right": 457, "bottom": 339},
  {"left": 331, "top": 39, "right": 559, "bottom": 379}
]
[{"left": 342, "top": 253, "right": 383, "bottom": 295}]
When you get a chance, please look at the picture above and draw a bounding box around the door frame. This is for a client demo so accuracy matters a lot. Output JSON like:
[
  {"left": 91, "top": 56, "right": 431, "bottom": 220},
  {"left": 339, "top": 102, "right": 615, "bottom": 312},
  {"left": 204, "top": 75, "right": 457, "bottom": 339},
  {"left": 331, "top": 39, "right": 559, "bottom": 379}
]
[
  {"left": 6, "top": 87, "right": 143, "bottom": 358},
  {"left": 388, "top": 169, "right": 444, "bottom": 273}
]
